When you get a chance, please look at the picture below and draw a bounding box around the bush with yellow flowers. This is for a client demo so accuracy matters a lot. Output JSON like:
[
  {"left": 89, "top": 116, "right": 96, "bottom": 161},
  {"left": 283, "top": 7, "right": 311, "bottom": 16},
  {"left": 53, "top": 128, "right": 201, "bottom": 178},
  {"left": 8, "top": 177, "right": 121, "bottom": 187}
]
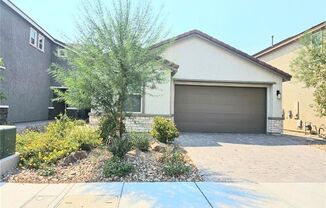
[{"left": 16, "top": 114, "right": 102, "bottom": 169}]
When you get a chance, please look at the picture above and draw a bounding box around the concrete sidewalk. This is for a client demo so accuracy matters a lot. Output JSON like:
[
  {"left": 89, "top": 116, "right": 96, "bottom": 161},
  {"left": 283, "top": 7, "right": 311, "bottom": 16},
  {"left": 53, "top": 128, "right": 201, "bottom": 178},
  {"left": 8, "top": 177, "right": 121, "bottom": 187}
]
[{"left": 0, "top": 182, "right": 325, "bottom": 208}]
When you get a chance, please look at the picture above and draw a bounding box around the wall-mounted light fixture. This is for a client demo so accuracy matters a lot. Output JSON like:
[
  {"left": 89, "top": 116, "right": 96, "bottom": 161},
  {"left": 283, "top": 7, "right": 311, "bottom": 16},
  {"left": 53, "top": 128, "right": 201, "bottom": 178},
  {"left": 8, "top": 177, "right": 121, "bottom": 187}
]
[{"left": 276, "top": 90, "right": 281, "bottom": 100}]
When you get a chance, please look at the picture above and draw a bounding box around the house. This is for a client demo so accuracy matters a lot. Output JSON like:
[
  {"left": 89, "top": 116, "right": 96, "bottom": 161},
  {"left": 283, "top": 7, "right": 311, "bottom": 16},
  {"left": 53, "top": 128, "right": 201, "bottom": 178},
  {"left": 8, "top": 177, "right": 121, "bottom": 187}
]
[
  {"left": 1, "top": 0, "right": 291, "bottom": 134},
  {"left": 90, "top": 30, "right": 291, "bottom": 134},
  {"left": 254, "top": 22, "right": 326, "bottom": 135},
  {"left": 0, "top": 0, "right": 67, "bottom": 123}
]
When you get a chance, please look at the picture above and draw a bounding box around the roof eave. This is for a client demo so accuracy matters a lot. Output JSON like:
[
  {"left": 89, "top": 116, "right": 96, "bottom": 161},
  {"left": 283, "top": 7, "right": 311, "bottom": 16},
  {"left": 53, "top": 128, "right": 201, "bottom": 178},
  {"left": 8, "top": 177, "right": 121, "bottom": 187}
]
[{"left": 254, "top": 21, "right": 326, "bottom": 58}]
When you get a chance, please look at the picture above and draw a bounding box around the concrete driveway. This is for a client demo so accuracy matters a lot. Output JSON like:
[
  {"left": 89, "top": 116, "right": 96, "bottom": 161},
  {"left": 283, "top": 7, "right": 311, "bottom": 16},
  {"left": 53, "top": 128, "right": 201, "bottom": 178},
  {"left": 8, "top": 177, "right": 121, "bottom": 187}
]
[{"left": 178, "top": 133, "right": 326, "bottom": 183}]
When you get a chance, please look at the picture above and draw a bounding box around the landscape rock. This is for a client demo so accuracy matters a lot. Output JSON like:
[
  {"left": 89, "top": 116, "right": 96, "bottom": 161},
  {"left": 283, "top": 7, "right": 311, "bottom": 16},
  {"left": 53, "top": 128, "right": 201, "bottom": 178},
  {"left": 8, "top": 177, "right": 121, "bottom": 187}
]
[
  {"left": 3, "top": 145, "right": 203, "bottom": 183},
  {"left": 63, "top": 155, "right": 77, "bottom": 165},
  {"left": 73, "top": 151, "right": 88, "bottom": 160},
  {"left": 62, "top": 150, "right": 88, "bottom": 165},
  {"left": 150, "top": 141, "right": 166, "bottom": 152}
]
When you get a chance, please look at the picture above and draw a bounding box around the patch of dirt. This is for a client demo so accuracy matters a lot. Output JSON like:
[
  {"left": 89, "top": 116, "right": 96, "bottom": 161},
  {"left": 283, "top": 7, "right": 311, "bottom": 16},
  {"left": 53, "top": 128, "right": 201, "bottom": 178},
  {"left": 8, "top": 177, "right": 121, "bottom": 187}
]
[{"left": 3, "top": 144, "right": 203, "bottom": 183}]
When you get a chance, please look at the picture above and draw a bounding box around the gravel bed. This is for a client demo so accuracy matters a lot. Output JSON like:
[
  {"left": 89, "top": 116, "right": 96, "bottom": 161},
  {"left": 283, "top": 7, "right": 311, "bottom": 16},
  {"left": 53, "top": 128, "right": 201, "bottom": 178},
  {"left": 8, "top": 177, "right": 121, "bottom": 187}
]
[{"left": 2, "top": 145, "right": 203, "bottom": 183}]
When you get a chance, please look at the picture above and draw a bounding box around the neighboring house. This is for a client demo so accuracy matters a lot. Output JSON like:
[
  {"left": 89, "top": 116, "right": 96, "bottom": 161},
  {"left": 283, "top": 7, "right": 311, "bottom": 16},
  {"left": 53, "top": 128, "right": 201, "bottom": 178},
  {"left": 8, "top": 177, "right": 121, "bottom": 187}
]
[
  {"left": 0, "top": 0, "right": 66, "bottom": 123},
  {"left": 90, "top": 30, "right": 291, "bottom": 134},
  {"left": 254, "top": 21, "right": 326, "bottom": 135}
]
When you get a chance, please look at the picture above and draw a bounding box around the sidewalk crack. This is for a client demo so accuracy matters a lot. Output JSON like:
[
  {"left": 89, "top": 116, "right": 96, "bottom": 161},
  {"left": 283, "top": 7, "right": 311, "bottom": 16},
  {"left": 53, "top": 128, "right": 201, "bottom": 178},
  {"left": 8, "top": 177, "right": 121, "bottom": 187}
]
[
  {"left": 117, "top": 182, "right": 125, "bottom": 208},
  {"left": 194, "top": 182, "right": 213, "bottom": 208}
]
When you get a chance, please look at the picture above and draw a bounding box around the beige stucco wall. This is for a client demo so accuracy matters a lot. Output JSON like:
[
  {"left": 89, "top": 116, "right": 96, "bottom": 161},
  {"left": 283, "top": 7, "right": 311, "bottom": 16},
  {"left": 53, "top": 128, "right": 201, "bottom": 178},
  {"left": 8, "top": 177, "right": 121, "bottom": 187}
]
[
  {"left": 162, "top": 35, "right": 283, "bottom": 119},
  {"left": 144, "top": 72, "right": 172, "bottom": 115},
  {"left": 141, "top": 35, "right": 285, "bottom": 133},
  {"left": 258, "top": 40, "right": 326, "bottom": 134}
]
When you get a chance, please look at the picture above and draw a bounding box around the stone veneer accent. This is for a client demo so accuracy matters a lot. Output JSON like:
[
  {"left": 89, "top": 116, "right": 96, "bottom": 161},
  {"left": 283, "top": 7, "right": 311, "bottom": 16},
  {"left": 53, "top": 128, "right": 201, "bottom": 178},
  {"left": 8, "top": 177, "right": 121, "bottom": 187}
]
[
  {"left": 267, "top": 117, "right": 283, "bottom": 134},
  {"left": 89, "top": 113, "right": 101, "bottom": 126},
  {"left": 89, "top": 113, "right": 173, "bottom": 132}
]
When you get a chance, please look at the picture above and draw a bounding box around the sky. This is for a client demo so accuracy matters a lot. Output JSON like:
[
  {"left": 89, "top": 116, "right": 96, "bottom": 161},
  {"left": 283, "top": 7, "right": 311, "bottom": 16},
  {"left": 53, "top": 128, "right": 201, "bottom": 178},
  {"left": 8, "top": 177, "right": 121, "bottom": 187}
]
[{"left": 10, "top": 0, "right": 326, "bottom": 55}]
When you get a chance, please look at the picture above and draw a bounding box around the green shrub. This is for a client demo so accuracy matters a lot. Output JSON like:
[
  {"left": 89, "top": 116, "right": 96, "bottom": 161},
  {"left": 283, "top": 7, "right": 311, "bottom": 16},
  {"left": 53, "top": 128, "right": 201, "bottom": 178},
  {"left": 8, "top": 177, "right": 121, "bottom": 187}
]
[
  {"left": 108, "top": 137, "right": 131, "bottom": 158},
  {"left": 150, "top": 117, "right": 179, "bottom": 144},
  {"left": 16, "top": 115, "right": 101, "bottom": 169},
  {"left": 39, "top": 165, "right": 55, "bottom": 176},
  {"left": 99, "top": 116, "right": 118, "bottom": 142},
  {"left": 130, "top": 133, "right": 150, "bottom": 152},
  {"left": 160, "top": 149, "right": 191, "bottom": 176},
  {"left": 75, "top": 120, "right": 86, "bottom": 126},
  {"left": 99, "top": 115, "right": 125, "bottom": 142},
  {"left": 17, "top": 131, "right": 79, "bottom": 169},
  {"left": 46, "top": 114, "right": 75, "bottom": 138},
  {"left": 70, "top": 126, "right": 102, "bottom": 151},
  {"left": 103, "top": 156, "right": 134, "bottom": 177}
]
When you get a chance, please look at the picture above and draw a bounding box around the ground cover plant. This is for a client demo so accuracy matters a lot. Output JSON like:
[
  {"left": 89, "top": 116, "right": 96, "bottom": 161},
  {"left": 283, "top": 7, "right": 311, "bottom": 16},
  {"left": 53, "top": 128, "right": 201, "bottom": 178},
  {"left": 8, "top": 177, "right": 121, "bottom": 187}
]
[{"left": 16, "top": 114, "right": 102, "bottom": 169}]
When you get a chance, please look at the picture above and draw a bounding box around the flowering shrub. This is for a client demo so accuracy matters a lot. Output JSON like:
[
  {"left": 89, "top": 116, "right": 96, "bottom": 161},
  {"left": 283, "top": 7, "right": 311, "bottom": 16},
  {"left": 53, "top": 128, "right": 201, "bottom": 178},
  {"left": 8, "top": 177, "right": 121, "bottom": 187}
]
[{"left": 16, "top": 115, "right": 102, "bottom": 169}]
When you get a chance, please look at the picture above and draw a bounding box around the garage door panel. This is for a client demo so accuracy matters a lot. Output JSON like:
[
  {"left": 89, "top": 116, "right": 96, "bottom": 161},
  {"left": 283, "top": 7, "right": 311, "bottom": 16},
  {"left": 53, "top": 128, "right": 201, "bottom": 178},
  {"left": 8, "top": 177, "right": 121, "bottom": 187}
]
[
  {"left": 175, "top": 106, "right": 266, "bottom": 114},
  {"left": 174, "top": 85, "right": 266, "bottom": 133},
  {"left": 176, "top": 121, "right": 264, "bottom": 133},
  {"left": 175, "top": 112, "right": 265, "bottom": 121}
]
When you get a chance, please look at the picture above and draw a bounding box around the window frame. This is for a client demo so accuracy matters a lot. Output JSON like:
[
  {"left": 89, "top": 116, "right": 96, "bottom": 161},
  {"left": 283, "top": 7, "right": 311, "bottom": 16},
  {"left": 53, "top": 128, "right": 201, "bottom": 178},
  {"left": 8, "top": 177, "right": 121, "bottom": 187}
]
[
  {"left": 124, "top": 94, "right": 143, "bottom": 114},
  {"left": 37, "top": 34, "right": 45, "bottom": 52},
  {"left": 311, "top": 30, "right": 323, "bottom": 46},
  {"left": 57, "top": 48, "right": 67, "bottom": 57},
  {"left": 29, "top": 27, "right": 37, "bottom": 47}
]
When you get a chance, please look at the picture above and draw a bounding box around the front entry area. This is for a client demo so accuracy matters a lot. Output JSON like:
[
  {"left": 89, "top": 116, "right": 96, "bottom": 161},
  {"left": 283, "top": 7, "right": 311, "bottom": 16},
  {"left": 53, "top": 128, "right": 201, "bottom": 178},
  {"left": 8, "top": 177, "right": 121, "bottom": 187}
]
[{"left": 174, "top": 85, "right": 267, "bottom": 133}]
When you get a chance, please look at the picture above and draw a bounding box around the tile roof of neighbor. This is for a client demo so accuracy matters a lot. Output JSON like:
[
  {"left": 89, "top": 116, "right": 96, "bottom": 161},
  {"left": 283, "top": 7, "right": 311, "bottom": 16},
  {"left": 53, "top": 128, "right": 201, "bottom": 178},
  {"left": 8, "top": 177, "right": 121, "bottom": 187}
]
[
  {"left": 152, "top": 29, "right": 292, "bottom": 81},
  {"left": 254, "top": 21, "right": 326, "bottom": 58}
]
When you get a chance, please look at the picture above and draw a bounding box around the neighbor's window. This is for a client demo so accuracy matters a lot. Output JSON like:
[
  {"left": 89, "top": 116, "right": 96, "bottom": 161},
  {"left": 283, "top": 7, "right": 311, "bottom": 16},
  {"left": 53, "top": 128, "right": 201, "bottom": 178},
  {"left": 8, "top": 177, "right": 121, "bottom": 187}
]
[
  {"left": 311, "top": 31, "right": 323, "bottom": 46},
  {"left": 29, "top": 27, "right": 37, "bottom": 46},
  {"left": 57, "top": 48, "right": 67, "bottom": 57},
  {"left": 124, "top": 94, "right": 142, "bottom": 113},
  {"left": 38, "top": 34, "right": 45, "bottom": 51}
]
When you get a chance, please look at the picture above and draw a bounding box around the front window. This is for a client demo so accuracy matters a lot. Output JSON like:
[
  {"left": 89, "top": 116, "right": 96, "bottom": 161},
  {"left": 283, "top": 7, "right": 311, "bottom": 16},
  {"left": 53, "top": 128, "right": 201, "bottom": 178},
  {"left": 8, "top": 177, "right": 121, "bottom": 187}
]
[
  {"left": 38, "top": 34, "right": 45, "bottom": 51},
  {"left": 29, "top": 28, "right": 37, "bottom": 46},
  {"left": 124, "top": 94, "right": 142, "bottom": 113}
]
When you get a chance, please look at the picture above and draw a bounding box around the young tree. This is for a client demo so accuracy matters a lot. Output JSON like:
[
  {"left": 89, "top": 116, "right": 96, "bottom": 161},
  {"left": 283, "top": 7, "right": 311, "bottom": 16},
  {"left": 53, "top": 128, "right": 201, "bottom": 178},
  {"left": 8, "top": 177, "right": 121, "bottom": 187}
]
[
  {"left": 291, "top": 31, "right": 326, "bottom": 116},
  {"left": 0, "top": 57, "right": 5, "bottom": 101},
  {"left": 51, "top": 0, "right": 171, "bottom": 138}
]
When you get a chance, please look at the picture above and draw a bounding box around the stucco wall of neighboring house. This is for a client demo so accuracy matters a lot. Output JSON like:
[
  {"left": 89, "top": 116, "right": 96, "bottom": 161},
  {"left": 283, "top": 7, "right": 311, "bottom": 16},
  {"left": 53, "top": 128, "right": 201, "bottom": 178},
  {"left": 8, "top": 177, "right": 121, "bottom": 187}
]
[
  {"left": 162, "top": 35, "right": 284, "bottom": 123},
  {"left": 258, "top": 40, "right": 326, "bottom": 134},
  {"left": 0, "top": 2, "right": 55, "bottom": 122}
]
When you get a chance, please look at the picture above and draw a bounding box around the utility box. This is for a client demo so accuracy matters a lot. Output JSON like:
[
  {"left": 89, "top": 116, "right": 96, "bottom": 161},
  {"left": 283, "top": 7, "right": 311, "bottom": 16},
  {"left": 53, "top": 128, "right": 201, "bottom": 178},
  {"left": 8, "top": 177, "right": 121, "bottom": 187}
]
[
  {"left": 0, "top": 105, "right": 9, "bottom": 125},
  {"left": 0, "top": 125, "right": 16, "bottom": 159}
]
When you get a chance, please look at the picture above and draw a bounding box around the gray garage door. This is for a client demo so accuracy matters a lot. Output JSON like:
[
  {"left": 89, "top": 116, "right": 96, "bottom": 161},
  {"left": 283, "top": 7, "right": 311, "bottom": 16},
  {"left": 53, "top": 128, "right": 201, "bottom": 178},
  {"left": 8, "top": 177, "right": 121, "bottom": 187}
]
[{"left": 174, "top": 85, "right": 266, "bottom": 133}]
